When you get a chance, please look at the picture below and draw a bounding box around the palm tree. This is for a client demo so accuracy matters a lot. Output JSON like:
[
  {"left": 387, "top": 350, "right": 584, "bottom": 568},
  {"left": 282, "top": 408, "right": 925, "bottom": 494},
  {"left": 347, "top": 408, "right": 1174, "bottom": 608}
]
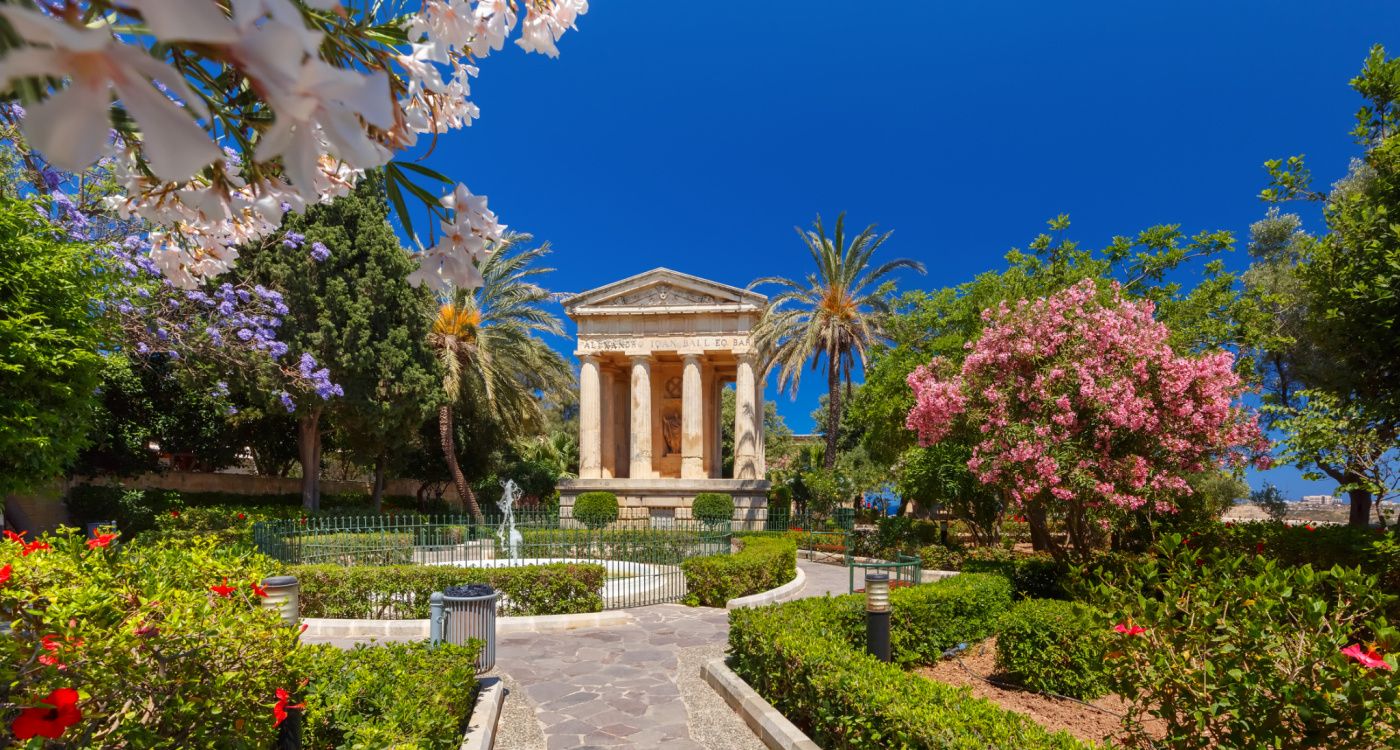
[
  {"left": 428, "top": 234, "right": 573, "bottom": 521},
  {"left": 751, "top": 213, "right": 925, "bottom": 468}
]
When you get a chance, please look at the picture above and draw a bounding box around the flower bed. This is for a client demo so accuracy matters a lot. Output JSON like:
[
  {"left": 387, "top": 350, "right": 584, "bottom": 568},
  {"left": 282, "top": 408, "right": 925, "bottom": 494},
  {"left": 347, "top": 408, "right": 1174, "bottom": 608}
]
[
  {"left": 291, "top": 562, "right": 606, "bottom": 618},
  {"left": 727, "top": 574, "right": 1088, "bottom": 749},
  {"left": 0, "top": 529, "right": 491, "bottom": 746},
  {"left": 681, "top": 536, "right": 796, "bottom": 607}
]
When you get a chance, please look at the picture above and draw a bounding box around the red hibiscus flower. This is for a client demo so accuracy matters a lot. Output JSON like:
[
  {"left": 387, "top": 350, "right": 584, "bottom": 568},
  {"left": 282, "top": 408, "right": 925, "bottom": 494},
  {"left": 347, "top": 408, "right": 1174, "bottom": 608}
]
[
  {"left": 11, "top": 687, "right": 82, "bottom": 740},
  {"left": 1255, "top": 542, "right": 1265, "bottom": 555},
  {"left": 21, "top": 540, "right": 51, "bottom": 556},
  {"left": 1305, "top": 524, "right": 1316, "bottom": 531},
  {"left": 0, "top": 563, "right": 11, "bottom": 586},
  {"left": 38, "top": 635, "right": 83, "bottom": 670},
  {"left": 236, "top": 513, "right": 246, "bottom": 520},
  {"left": 272, "top": 688, "right": 305, "bottom": 727},
  {"left": 170, "top": 510, "right": 180, "bottom": 518},
  {"left": 1113, "top": 622, "right": 1147, "bottom": 636},
  {"left": 1342, "top": 643, "right": 1393, "bottom": 671},
  {"left": 251, "top": 582, "right": 269, "bottom": 598},
  {"left": 86, "top": 532, "right": 118, "bottom": 550},
  {"left": 209, "top": 578, "right": 237, "bottom": 598}
]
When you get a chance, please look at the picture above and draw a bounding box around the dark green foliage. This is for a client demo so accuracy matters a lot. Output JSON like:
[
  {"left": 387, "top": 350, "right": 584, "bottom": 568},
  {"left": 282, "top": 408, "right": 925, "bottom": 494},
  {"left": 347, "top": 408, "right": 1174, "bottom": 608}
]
[
  {"left": 921, "top": 545, "right": 1067, "bottom": 600},
  {"left": 232, "top": 175, "right": 440, "bottom": 509},
  {"left": 298, "top": 640, "right": 481, "bottom": 749},
  {"left": 691, "top": 493, "right": 734, "bottom": 524},
  {"left": 73, "top": 354, "right": 243, "bottom": 476},
  {"left": 572, "top": 491, "right": 619, "bottom": 529},
  {"left": 681, "top": 536, "right": 795, "bottom": 606},
  {"left": 727, "top": 575, "right": 1086, "bottom": 749},
  {"left": 848, "top": 516, "right": 942, "bottom": 559},
  {"left": 291, "top": 563, "right": 606, "bottom": 617},
  {"left": 0, "top": 196, "right": 109, "bottom": 495},
  {"left": 1193, "top": 521, "right": 1400, "bottom": 605},
  {"left": 1086, "top": 535, "right": 1399, "bottom": 750},
  {"left": 65, "top": 485, "right": 420, "bottom": 536},
  {"left": 995, "top": 599, "right": 1109, "bottom": 700}
]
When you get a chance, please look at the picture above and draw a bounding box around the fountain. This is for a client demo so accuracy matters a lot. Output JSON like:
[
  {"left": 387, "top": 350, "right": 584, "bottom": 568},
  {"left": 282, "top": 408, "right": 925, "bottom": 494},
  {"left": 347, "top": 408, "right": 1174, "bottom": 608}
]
[{"left": 496, "top": 479, "right": 523, "bottom": 561}]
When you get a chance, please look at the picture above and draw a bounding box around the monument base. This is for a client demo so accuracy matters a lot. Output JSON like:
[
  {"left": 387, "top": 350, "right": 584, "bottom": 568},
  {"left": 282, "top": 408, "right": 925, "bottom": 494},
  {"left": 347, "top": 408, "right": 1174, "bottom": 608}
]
[{"left": 556, "top": 478, "right": 771, "bottom": 531}]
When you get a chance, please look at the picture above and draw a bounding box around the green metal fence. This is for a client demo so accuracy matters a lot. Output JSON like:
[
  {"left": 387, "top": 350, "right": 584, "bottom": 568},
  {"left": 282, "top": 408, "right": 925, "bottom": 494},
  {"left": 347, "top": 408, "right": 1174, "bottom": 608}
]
[
  {"left": 847, "top": 553, "right": 923, "bottom": 594},
  {"left": 252, "top": 512, "right": 732, "bottom": 609},
  {"left": 763, "top": 507, "right": 856, "bottom": 533}
]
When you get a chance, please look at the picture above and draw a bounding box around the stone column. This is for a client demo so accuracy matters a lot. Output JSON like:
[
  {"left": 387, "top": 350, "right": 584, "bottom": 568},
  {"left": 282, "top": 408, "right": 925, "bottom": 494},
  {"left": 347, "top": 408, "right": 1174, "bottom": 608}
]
[
  {"left": 629, "top": 354, "right": 653, "bottom": 479},
  {"left": 599, "top": 369, "right": 615, "bottom": 478},
  {"left": 755, "top": 363, "right": 766, "bottom": 477},
  {"left": 578, "top": 355, "right": 602, "bottom": 479},
  {"left": 680, "top": 352, "right": 705, "bottom": 478},
  {"left": 733, "top": 353, "right": 759, "bottom": 479}
]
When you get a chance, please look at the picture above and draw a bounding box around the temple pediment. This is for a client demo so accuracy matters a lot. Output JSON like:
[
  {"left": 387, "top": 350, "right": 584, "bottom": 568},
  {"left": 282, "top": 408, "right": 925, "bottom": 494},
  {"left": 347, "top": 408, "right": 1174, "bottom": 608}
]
[{"left": 563, "top": 268, "right": 766, "bottom": 316}]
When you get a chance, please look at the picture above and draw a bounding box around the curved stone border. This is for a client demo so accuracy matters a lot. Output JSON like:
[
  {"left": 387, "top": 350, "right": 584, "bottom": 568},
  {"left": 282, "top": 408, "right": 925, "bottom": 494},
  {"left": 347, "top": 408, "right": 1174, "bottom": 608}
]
[
  {"left": 725, "top": 566, "right": 806, "bottom": 610},
  {"left": 460, "top": 677, "right": 504, "bottom": 750},
  {"left": 300, "top": 609, "right": 634, "bottom": 640},
  {"left": 701, "top": 658, "right": 819, "bottom": 750}
]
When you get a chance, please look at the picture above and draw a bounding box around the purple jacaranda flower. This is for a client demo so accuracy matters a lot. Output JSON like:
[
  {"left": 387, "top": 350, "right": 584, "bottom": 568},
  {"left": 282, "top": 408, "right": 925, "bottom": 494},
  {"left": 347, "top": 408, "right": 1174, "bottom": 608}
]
[
  {"left": 310, "top": 242, "right": 330, "bottom": 262},
  {"left": 279, "top": 391, "right": 295, "bottom": 412},
  {"left": 282, "top": 232, "right": 305, "bottom": 249}
]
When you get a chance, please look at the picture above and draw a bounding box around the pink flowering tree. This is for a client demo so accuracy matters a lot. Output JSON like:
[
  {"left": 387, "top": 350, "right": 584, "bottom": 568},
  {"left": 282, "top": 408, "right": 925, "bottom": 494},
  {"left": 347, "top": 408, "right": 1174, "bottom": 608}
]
[{"left": 905, "top": 279, "right": 1269, "bottom": 560}]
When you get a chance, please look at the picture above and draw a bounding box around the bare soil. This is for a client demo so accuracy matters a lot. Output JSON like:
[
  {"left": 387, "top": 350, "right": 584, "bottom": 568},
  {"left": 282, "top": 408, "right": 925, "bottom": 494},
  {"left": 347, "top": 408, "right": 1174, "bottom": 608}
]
[{"left": 916, "top": 638, "right": 1136, "bottom": 746}]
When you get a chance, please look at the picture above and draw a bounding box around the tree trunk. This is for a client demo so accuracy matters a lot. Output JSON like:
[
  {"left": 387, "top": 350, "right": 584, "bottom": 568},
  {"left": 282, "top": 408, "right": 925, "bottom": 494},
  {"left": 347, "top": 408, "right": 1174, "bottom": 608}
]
[
  {"left": 1026, "top": 500, "right": 1053, "bottom": 552},
  {"left": 371, "top": 451, "right": 387, "bottom": 514},
  {"left": 439, "top": 404, "right": 484, "bottom": 522},
  {"left": 1347, "top": 478, "right": 1374, "bottom": 528},
  {"left": 297, "top": 409, "right": 322, "bottom": 512},
  {"left": 824, "top": 356, "right": 841, "bottom": 469}
]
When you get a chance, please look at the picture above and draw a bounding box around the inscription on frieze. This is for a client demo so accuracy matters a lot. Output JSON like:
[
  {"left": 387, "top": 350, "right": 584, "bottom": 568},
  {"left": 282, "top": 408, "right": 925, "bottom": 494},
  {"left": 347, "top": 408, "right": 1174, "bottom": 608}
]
[{"left": 579, "top": 335, "right": 751, "bottom": 352}]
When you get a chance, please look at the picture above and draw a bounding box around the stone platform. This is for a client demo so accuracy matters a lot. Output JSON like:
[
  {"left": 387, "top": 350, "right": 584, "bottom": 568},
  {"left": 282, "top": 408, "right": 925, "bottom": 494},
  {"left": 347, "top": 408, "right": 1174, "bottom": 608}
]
[{"left": 557, "top": 478, "right": 770, "bottom": 531}]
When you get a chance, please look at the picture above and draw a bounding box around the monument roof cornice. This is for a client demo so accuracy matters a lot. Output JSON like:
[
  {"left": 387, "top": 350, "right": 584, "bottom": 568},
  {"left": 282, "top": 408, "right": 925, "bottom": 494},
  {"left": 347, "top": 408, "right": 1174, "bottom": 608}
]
[{"left": 562, "top": 268, "right": 767, "bottom": 318}]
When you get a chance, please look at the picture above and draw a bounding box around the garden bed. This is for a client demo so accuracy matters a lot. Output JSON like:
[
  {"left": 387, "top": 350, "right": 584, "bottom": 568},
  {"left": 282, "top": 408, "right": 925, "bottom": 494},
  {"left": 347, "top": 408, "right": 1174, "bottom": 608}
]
[{"left": 917, "top": 638, "right": 1133, "bottom": 745}]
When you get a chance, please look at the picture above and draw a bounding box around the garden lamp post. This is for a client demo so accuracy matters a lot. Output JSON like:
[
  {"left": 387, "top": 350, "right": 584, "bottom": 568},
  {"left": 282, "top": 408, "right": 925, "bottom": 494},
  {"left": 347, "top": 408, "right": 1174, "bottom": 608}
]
[{"left": 865, "top": 572, "right": 891, "bottom": 662}]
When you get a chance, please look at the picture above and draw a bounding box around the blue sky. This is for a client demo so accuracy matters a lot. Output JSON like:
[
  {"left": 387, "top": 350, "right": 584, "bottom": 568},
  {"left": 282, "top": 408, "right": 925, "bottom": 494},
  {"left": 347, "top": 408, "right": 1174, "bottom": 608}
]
[{"left": 408, "top": 1, "right": 1400, "bottom": 499}]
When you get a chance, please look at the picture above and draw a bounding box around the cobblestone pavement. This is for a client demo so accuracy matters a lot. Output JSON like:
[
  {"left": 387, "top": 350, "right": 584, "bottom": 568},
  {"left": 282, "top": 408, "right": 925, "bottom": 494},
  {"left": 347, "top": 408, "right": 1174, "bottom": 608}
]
[{"left": 316, "top": 560, "right": 855, "bottom": 749}]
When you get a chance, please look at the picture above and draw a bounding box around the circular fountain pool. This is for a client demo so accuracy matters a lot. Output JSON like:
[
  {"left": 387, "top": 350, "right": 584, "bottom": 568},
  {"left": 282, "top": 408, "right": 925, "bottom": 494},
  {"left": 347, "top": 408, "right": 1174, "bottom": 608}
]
[{"left": 430, "top": 557, "right": 679, "bottom": 608}]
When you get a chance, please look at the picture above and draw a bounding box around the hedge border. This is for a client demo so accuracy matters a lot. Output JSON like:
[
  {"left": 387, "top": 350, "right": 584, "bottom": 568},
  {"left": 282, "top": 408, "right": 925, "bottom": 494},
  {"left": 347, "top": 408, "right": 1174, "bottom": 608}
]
[{"left": 681, "top": 536, "right": 797, "bottom": 607}]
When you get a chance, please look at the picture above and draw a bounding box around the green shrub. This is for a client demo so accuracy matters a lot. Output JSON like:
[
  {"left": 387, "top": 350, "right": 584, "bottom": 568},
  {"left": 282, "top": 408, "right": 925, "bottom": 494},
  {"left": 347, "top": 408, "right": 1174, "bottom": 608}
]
[
  {"left": 572, "top": 491, "right": 619, "bottom": 529},
  {"left": 995, "top": 599, "right": 1109, "bottom": 700},
  {"left": 888, "top": 573, "right": 1013, "bottom": 666},
  {"left": 1087, "top": 534, "right": 1399, "bottom": 750},
  {"left": 916, "top": 545, "right": 1066, "bottom": 600},
  {"left": 0, "top": 530, "right": 298, "bottom": 747},
  {"left": 728, "top": 577, "right": 1088, "bottom": 750},
  {"left": 681, "top": 536, "right": 795, "bottom": 606},
  {"left": 291, "top": 562, "right": 606, "bottom": 618},
  {"left": 691, "top": 492, "right": 734, "bottom": 524},
  {"left": 297, "top": 640, "right": 481, "bottom": 749}
]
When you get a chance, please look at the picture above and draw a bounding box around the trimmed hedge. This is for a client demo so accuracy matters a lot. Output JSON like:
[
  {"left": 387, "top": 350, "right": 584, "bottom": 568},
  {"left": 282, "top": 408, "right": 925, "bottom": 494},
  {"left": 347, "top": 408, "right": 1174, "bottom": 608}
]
[
  {"left": 298, "top": 640, "right": 481, "bottom": 749},
  {"left": 291, "top": 562, "right": 606, "bottom": 618},
  {"left": 996, "top": 599, "right": 1109, "bottom": 700},
  {"left": 681, "top": 536, "right": 796, "bottom": 606},
  {"left": 919, "top": 545, "right": 1066, "bottom": 600},
  {"left": 573, "top": 491, "right": 619, "bottom": 528},
  {"left": 728, "top": 575, "right": 1088, "bottom": 749},
  {"left": 692, "top": 492, "right": 734, "bottom": 524}
]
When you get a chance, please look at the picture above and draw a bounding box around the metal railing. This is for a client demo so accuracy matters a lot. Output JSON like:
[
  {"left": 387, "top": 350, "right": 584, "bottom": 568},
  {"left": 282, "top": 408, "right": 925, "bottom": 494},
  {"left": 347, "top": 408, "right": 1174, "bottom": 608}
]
[
  {"left": 848, "top": 553, "right": 923, "bottom": 594},
  {"left": 252, "top": 512, "right": 733, "bottom": 609},
  {"left": 764, "top": 507, "right": 856, "bottom": 533}
]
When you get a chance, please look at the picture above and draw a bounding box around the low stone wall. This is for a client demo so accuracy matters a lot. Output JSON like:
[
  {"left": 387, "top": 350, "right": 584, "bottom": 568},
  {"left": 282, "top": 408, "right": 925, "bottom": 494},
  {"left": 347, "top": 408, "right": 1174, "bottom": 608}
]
[{"left": 556, "top": 478, "right": 770, "bottom": 530}]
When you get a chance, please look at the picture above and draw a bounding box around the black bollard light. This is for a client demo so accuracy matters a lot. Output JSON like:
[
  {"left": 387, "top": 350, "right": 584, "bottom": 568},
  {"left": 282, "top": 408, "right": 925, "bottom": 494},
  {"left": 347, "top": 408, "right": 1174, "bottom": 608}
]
[{"left": 865, "top": 572, "right": 891, "bottom": 662}]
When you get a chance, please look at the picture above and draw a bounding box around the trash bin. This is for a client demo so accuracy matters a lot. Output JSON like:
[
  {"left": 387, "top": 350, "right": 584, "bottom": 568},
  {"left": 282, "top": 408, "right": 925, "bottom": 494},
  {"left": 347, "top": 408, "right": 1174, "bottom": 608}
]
[{"left": 431, "top": 584, "right": 499, "bottom": 673}]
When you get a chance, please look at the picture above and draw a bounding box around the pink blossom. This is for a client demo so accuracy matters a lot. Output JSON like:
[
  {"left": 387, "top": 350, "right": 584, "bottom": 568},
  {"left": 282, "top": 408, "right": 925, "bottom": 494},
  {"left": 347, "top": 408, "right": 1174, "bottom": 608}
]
[{"left": 1342, "top": 643, "right": 1392, "bottom": 671}]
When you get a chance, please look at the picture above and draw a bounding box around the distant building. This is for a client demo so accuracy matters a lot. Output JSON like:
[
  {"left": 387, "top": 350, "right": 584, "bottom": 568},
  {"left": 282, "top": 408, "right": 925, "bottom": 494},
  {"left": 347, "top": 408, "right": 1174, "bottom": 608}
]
[{"left": 1299, "top": 494, "right": 1338, "bottom": 506}]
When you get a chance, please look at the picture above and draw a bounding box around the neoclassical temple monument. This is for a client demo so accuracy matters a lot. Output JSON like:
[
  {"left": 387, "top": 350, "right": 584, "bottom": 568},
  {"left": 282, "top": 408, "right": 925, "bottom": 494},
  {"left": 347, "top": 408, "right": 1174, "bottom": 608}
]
[{"left": 556, "top": 269, "right": 772, "bottom": 529}]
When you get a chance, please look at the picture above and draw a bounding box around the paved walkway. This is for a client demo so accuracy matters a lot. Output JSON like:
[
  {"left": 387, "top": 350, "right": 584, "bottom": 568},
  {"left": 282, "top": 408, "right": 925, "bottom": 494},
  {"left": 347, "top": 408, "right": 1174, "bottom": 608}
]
[
  {"left": 493, "top": 560, "right": 855, "bottom": 750},
  {"left": 314, "top": 561, "right": 856, "bottom": 750}
]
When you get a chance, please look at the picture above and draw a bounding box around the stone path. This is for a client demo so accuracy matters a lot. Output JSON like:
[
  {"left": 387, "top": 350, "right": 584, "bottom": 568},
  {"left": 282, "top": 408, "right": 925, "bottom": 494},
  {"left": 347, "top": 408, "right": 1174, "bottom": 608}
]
[
  {"left": 492, "top": 560, "right": 855, "bottom": 749},
  {"left": 314, "top": 560, "right": 858, "bottom": 749}
]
